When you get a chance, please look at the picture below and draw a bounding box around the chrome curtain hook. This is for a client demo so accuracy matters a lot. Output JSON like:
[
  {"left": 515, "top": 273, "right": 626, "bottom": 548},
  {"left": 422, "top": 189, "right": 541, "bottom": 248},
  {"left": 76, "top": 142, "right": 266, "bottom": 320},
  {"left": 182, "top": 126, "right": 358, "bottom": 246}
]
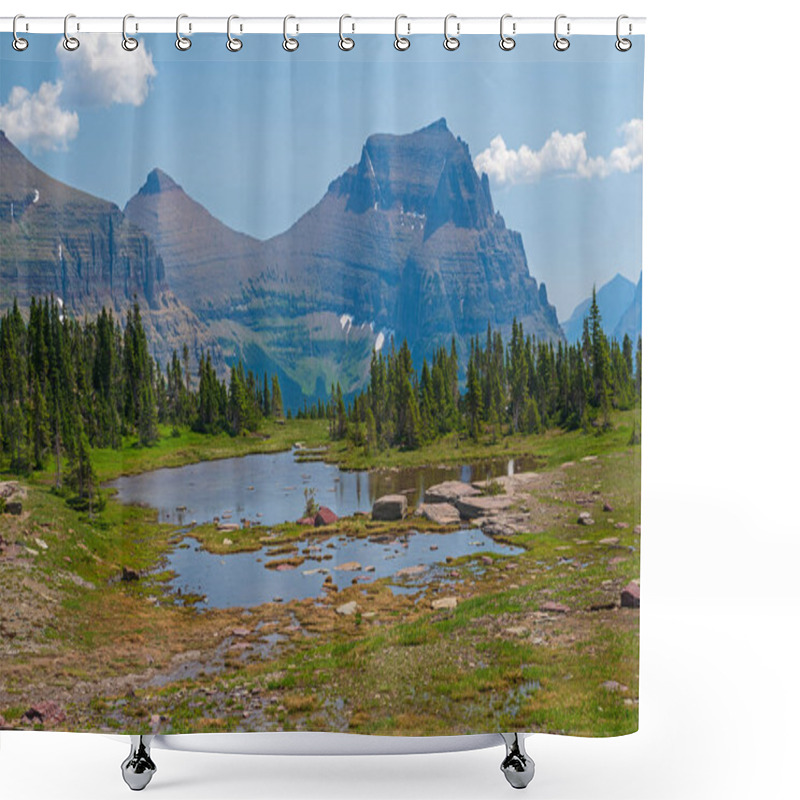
[
  {"left": 394, "top": 14, "right": 410, "bottom": 51},
  {"left": 283, "top": 15, "right": 299, "bottom": 51},
  {"left": 616, "top": 14, "right": 632, "bottom": 51},
  {"left": 63, "top": 13, "right": 80, "bottom": 51},
  {"left": 12, "top": 14, "right": 28, "bottom": 51},
  {"left": 227, "top": 15, "right": 243, "bottom": 51},
  {"left": 443, "top": 14, "right": 460, "bottom": 51},
  {"left": 553, "top": 14, "right": 570, "bottom": 51},
  {"left": 339, "top": 14, "right": 355, "bottom": 51},
  {"left": 176, "top": 14, "right": 191, "bottom": 51},
  {"left": 122, "top": 14, "right": 139, "bottom": 51},
  {"left": 499, "top": 14, "right": 515, "bottom": 51}
]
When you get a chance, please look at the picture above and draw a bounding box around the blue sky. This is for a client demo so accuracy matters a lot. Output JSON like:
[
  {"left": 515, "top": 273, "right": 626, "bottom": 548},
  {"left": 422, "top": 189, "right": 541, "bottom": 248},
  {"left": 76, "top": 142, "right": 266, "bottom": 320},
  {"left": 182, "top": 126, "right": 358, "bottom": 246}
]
[{"left": 1, "top": 33, "right": 644, "bottom": 320}]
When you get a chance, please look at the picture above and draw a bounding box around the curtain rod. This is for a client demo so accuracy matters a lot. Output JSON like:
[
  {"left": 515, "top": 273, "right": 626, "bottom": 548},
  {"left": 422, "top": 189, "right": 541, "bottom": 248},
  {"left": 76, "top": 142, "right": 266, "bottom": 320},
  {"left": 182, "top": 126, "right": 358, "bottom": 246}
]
[{"left": 0, "top": 16, "right": 645, "bottom": 37}]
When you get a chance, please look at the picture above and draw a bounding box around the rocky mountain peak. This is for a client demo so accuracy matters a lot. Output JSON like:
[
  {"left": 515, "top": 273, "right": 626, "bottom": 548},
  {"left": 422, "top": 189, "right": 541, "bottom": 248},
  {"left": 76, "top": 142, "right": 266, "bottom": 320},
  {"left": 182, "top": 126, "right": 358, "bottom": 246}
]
[
  {"left": 331, "top": 118, "right": 497, "bottom": 237},
  {"left": 138, "top": 168, "right": 181, "bottom": 196}
]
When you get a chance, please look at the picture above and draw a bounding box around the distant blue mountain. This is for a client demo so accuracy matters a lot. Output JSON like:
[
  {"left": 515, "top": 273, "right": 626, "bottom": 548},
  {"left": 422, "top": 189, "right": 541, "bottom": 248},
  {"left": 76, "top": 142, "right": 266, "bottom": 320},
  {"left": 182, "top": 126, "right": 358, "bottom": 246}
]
[
  {"left": 561, "top": 273, "right": 637, "bottom": 343},
  {"left": 613, "top": 272, "right": 642, "bottom": 344}
]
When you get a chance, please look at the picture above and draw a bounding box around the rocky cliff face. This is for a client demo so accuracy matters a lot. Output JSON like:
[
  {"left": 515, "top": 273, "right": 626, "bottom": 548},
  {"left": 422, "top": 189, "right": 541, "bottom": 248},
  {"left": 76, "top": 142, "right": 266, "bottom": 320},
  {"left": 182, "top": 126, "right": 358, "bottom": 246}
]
[
  {"left": 0, "top": 131, "right": 215, "bottom": 368},
  {"left": 281, "top": 118, "right": 563, "bottom": 359}
]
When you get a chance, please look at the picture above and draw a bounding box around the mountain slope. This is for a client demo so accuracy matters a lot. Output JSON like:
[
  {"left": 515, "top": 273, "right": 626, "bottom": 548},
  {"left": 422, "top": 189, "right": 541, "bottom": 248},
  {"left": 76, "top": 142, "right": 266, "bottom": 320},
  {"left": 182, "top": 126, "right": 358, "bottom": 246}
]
[
  {"left": 561, "top": 273, "right": 637, "bottom": 343},
  {"left": 125, "top": 119, "right": 562, "bottom": 397},
  {"left": 0, "top": 131, "right": 219, "bottom": 369},
  {"left": 613, "top": 272, "right": 642, "bottom": 343}
]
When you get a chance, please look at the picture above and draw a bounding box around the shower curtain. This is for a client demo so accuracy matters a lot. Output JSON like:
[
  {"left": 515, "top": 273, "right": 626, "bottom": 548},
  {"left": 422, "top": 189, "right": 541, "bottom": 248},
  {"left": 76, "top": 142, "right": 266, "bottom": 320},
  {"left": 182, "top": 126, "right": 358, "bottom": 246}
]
[{"left": 0, "top": 27, "right": 643, "bottom": 739}]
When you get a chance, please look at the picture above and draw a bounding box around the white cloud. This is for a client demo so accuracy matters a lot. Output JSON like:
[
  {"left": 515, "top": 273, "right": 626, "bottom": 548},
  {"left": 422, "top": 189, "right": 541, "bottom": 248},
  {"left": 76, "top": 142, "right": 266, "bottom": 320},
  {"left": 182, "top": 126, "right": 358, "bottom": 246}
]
[
  {"left": 0, "top": 81, "right": 79, "bottom": 152},
  {"left": 474, "top": 119, "right": 643, "bottom": 186},
  {"left": 57, "top": 33, "right": 156, "bottom": 107}
]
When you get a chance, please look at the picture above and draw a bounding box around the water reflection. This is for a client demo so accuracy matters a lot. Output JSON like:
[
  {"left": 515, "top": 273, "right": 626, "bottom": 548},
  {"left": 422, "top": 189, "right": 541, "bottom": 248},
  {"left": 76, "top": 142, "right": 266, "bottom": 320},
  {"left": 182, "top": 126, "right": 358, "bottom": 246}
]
[{"left": 110, "top": 449, "right": 540, "bottom": 527}]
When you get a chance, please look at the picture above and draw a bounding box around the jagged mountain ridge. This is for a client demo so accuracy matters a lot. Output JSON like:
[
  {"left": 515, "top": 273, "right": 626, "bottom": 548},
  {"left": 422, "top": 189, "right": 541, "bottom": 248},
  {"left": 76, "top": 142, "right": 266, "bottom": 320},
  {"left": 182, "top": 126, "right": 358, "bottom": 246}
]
[
  {"left": 0, "top": 130, "right": 217, "bottom": 369},
  {"left": 125, "top": 119, "right": 562, "bottom": 396}
]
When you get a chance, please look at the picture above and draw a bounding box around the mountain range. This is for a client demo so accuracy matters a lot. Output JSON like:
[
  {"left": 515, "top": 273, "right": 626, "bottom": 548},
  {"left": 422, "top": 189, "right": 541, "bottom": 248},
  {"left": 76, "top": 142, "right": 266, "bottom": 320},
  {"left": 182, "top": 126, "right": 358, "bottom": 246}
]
[
  {"left": 561, "top": 272, "right": 642, "bottom": 345},
  {"left": 2, "top": 119, "right": 564, "bottom": 406}
]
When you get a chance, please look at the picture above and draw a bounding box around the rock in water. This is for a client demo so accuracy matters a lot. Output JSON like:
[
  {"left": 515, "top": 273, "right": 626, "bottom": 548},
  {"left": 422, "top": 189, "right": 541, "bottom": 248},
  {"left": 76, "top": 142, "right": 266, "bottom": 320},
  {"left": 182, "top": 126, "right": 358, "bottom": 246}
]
[
  {"left": 372, "top": 494, "right": 407, "bottom": 521},
  {"left": 418, "top": 502, "right": 461, "bottom": 525},
  {"left": 456, "top": 495, "right": 514, "bottom": 520},
  {"left": 424, "top": 481, "right": 480, "bottom": 505},
  {"left": 314, "top": 506, "right": 339, "bottom": 526},
  {"left": 334, "top": 561, "right": 362, "bottom": 572},
  {"left": 621, "top": 582, "right": 641, "bottom": 608}
]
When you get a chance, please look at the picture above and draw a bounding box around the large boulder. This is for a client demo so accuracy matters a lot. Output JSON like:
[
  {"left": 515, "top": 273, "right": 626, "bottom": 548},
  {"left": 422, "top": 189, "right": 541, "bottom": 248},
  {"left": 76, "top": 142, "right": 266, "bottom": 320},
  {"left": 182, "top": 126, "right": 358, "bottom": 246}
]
[
  {"left": 424, "top": 481, "right": 480, "bottom": 505},
  {"left": 372, "top": 494, "right": 407, "bottom": 521},
  {"left": 314, "top": 506, "right": 338, "bottom": 526},
  {"left": 456, "top": 495, "right": 514, "bottom": 520},
  {"left": 418, "top": 502, "right": 461, "bottom": 525},
  {"left": 621, "top": 582, "right": 640, "bottom": 608}
]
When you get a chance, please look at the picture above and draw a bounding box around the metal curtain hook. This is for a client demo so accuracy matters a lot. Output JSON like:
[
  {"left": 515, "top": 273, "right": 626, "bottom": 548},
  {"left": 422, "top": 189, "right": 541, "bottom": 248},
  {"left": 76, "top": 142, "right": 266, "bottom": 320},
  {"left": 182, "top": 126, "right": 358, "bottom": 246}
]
[
  {"left": 63, "top": 13, "right": 79, "bottom": 51},
  {"left": 122, "top": 14, "right": 138, "bottom": 51},
  {"left": 394, "top": 14, "right": 410, "bottom": 50},
  {"left": 339, "top": 14, "right": 354, "bottom": 50},
  {"left": 12, "top": 14, "right": 28, "bottom": 51},
  {"left": 443, "top": 14, "right": 460, "bottom": 51},
  {"left": 616, "top": 14, "right": 632, "bottom": 51},
  {"left": 176, "top": 14, "right": 191, "bottom": 50},
  {"left": 553, "top": 14, "right": 570, "bottom": 51},
  {"left": 283, "top": 15, "right": 299, "bottom": 51},
  {"left": 227, "top": 15, "right": 242, "bottom": 51},
  {"left": 499, "top": 14, "right": 515, "bottom": 51}
]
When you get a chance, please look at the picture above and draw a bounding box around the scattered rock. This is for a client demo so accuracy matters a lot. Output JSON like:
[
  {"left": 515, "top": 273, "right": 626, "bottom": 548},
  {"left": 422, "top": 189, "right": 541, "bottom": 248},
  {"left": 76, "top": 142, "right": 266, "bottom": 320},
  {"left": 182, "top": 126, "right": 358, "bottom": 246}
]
[
  {"left": 633, "top": 524, "right": 641, "bottom": 535},
  {"left": 540, "top": 601, "right": 570, "bottom": 614},
  {"left": 22, "top": 702, "right": 66, "bottom": 726},
  {"left": 231, "top": 627, "right": 250, "bottom": 637},
  {"left": 334, "top": 561, "right": 361, "bottom": 572},
  {"left": 581, "top": 455, "right": 598, "bottom": 462},
  {"left": 614, "top": 522, "right": 629, "bottom": 529},
  {"left": 222, "top": 538, "right": 234, "bottom": 546},
  {"left": 480, "top": 555, "right": 494, "bottom": 565},
  {"left": 34, "top": 538, "right": 48, "bottom": 550},
  {"left": 431, "top": 596, "right": 458, "bottom": 611},
  {"left": 121, "top": 566, "right": 140, "bottom": 582},
  {"left": 424, "top": 481, "right": 480, "bottom": 505},
  {"left": 314, "top": 506, "right": 338, "bottom": 526},
  {"left": 609, "top": 556, "right": 628, "bottom": 566},
  {"left": 621, "top": 582, "right": 640, "bottom": 608},
  {"left": 603, "top": 502, "right": 614, "bottom": 512},
  {"left": 577, "top": 512, "right": 595, "bottom": 526},
  {"left": 482, "top": 520, "right": 517, "bottom": 537},
  {"left": 335, "top": 601, "right": 358, "bottom": 616},
  {"left": 395, "top": 564, "right": 426, "bottom": 577},
  {"left": 4, "top": 501, "right": 22, "bottom": 515},
  {"left": 372, "top": 494, "right": 407, "bottom": 521},
  {"left": 418, "top": 502, "right": 461, "bottom": 525},
  {"left": 216, "top": 523, "right": 238, "bottom": 533},
  {"left": 505, "top": 626, "right": 528, "bottom": 636},
  {"left": 598, "top": 536, "right": 620, "bottom": 545},
  {"left": 601, "top": 680, "right": 629, "bottom": 693}
]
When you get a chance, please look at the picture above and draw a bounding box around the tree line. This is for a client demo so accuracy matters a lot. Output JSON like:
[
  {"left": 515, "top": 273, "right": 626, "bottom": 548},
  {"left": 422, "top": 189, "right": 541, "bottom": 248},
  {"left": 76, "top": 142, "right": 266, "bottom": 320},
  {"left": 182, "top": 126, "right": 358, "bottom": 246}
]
[
  {"left": 0, "top": 297, "right": 284, "bottom": 505},
  {"left": 320, "top": 289, "right": 641, "bottom": 453}
]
